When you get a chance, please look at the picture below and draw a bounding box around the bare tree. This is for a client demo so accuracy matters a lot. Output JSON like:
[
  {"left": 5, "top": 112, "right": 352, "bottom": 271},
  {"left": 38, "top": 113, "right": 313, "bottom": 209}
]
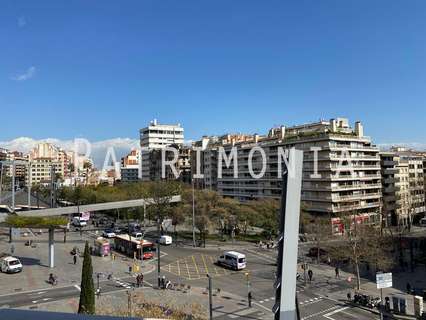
[{"left": 329, "top": 213, "right": 394, "bottom": 290}]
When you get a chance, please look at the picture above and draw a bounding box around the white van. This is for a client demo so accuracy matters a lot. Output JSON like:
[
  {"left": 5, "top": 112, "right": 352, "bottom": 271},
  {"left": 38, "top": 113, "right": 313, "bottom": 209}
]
[
  {"left": 217, "top": 251, "right": 246, "bottom": 270},
  {"left": 72, "top": 217, "right": 87, "bottom": 227},
  {"left": 159, "top": 235, "right": 172, "bottom": 245},
  {"left": 0, "top": 256, "right": 23, "bottom": 273},
  {"left": 420, "top": 217, "right": 426, "bottom": 227}
]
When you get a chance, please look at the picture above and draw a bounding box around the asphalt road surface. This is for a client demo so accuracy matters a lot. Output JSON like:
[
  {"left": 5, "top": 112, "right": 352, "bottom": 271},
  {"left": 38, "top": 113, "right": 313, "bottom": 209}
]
[{"left": 0, "top": 233, "right": 379, "bottom": 320}]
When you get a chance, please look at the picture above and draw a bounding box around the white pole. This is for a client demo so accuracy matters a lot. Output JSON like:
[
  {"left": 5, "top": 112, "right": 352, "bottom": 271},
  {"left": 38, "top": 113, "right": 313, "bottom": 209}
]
[
  {"left": 279, "top": 149, "right": 303, "bottom": 320},
  {"left": 12, "top": 161, "right": 15, "bottom": 210},
  {"left": 192, "top": 178, "right": 196, "bottom": 247},
  {"left": 28, "top": 161, "right": 31, "bottom": 207},
  {"left": 0, "top": 163, "right": 3, "bottom": 204}
]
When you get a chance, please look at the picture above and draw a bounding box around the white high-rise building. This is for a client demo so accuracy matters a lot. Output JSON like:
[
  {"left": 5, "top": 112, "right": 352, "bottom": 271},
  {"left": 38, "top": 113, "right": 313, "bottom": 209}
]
[
  {"left": 139, "top": 119, "right": 184, "bottom": 149},
  {"left": 139, "top": 119, "right": 184, "bottom": 181}
]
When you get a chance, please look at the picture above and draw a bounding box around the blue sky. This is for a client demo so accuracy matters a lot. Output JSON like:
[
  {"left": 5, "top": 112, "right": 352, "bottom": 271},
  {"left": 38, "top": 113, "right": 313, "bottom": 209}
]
[{"left": 1, "top": 0, "right": 426, "bottom": 145}]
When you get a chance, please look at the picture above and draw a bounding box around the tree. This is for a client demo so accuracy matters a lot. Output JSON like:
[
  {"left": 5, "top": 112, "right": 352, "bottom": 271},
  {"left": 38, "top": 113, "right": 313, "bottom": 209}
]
[
  {"left": 78, "top": 242, "right": 95, "bottom": 314},
  {"left": 303, "top": 213, "right": 331, "bottom": 264},
  {"left": 329, "top": 214, "right": 394, "bottom": 290},
  {"left": 245, "top": 198, "right": 280, "bottom": 239},
  {"left": 170, "top": 204, "right": 186, "bottom": 240},
  {"left": 195, "top": 213, "right": 211, "bottom": 247}
]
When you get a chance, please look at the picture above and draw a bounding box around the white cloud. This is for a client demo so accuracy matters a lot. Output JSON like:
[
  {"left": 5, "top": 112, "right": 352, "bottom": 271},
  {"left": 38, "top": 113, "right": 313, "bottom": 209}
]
[
  {"left": 0, "top": 137, "right": 140, "bottom": 169},
  {"left": 18, "top": 16, "right": 27, "bottom": 28},
  {"left": 12, "top": 66, "right": 36, "bottom": 81}
]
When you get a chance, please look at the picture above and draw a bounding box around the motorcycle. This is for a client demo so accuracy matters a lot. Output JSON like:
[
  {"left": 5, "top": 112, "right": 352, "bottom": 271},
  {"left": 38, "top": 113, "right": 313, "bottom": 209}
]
[
  {"left": 48, "top": 274, "right": 58, "bottom": 286},
  {"left": 353, "top": 293, "right": 381, "bottom": 309}
]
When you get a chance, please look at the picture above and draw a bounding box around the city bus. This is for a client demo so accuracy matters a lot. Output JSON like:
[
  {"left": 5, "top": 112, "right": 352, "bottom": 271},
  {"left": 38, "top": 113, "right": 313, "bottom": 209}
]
[{"left": 114, "top": 235, "right": 155, "bottom": 260}]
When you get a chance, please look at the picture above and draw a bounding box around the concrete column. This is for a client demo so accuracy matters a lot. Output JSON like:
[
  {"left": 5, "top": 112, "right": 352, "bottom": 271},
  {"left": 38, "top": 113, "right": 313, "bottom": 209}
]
[{"left": 48, "top": 227, "right": 54, "bottom": 268}]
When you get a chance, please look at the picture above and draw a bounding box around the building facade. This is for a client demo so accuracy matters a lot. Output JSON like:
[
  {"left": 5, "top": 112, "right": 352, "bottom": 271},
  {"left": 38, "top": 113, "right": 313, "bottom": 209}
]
[
  {"left": 194, "top": 118, "right": 382, "bottom": 226},
  {"left": 148, "top": 144, "right": 191, "bottom": 183},
  {"left": 139, "top": 119, "right": 184, "bottom": 181},
  {"left": 120, "top": 149, "right": 140, "bottom": 183},
  {"left": 381, "top": 148, "right": 425, "bottom": 226},
  {"left": 380, "top": 152, "right": 411, "bottom": 226}
]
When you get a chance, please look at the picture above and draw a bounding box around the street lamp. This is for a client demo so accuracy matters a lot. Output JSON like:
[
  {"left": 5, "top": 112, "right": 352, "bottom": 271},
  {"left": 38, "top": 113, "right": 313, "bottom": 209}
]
[
  {"left": 206, "top": 274, "right": 213, "bottom": 320},
  {"left": 192, "top": 177, "right": 196, "bottom": 247},
  {"left": 245, "top": 272, "right": 252, "bottom": 307}
]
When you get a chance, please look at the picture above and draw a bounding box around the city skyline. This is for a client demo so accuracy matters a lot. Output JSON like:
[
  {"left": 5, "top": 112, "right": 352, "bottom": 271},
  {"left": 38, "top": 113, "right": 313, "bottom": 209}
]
[{"left": 1, "top": 1, "right": 426, "bottom": 144}]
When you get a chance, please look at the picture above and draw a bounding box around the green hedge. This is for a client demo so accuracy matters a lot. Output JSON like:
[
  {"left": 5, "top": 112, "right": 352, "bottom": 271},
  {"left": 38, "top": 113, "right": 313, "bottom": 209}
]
[{"left": 5, "top": 215, "right": 68, "bottom": 228}]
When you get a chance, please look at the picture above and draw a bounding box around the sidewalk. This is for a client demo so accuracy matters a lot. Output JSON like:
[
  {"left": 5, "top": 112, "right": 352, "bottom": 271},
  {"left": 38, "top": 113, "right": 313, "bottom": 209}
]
[
  {"left": 301, "top": 262, "right": 419, "bottom": 317},
  {"left": 18, "top": 285, "right": 272, "bottom": 319}
]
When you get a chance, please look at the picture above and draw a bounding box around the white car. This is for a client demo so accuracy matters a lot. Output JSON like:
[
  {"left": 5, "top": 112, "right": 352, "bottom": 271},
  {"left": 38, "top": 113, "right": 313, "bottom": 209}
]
[
  {"left": 72, "top": 217, "right": 87, "bottom": 227},
  {"left": 0, "top": 256, "right": 23, "bottom": 273},
  {"left": 102, "top": 229, "right": 116, "bottom": 238},
  {"left": 159, "top": 235, "right": 172, "bottom": 245},
  {"left": 217, "top": 251, "right": 246, "bottom": 270}
]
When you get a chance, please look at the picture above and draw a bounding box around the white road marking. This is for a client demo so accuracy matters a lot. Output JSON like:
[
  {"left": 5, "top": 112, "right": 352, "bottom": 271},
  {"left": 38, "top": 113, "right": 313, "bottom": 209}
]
[
  {"left": 302, "top": 306, "right": 339, "bottom": 319},
  {"left": 323, "top": 307, "right": 350, "bottom": 320},
  {"left": 74, "top": 285, "right": 81, "bottom": 291},
  {"left": 28, "top": 291, "right": 46, "bottom": 296}
]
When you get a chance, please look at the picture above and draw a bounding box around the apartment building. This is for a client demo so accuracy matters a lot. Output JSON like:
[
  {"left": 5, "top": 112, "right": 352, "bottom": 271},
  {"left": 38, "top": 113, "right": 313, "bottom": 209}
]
[
  {"left": 120, "top": 149, "right": 140, "bottom": 183},
  {"left": 139, "top": 119, "right": 184, "bottom": 181},
  {"left": 148, "top": 144, "right": 191, "bottom": 183},
  {"left": 27, "top": 142, "right": 74, "bottom": 185},
  {"left": 0, "top": 148, "right": 28, "bottom": 186},
  {"left": 28, "top": 158, "right": 61, "bottom": 185},
  {"left": 383, "top": 148, "right": 425, "bottom": 224},
  {"left": 194, "top": 118, "right": 382, "bottom": 225},
  {"left": 380, "top": 152, "right": 411, "bottom": 226}
]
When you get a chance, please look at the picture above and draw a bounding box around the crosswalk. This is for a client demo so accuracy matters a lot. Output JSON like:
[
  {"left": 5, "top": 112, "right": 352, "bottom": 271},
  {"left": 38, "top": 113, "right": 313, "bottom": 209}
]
[{"left": 114, "top": 278, "right": 133, "bottom": 289}]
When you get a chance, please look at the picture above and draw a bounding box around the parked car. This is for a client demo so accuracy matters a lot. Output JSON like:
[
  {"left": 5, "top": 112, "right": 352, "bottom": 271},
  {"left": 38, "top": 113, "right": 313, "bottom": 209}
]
[{"left": 102, "top": 229, "right": 116, "bottom": 238}]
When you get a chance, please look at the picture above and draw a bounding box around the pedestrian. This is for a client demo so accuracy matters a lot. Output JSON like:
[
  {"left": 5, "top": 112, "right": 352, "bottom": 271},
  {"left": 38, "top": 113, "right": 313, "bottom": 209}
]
[
  {"left": 11, "top": 244, "right": 15, "bottom": 255},
  {"left": 347, "top": 292, "right": 352, "bottom": 301},
  {"left": 406, "top": 282, "right": 411, "bottom": 294},
  {"left": 140, "top": 273, "right": 144, "bottom": 287},
  {"left": 162, "top": 275, "right": 166, "bottom": 289},
  {"left": 335, "top": 266, "right": 340, "bottom": 279},
  {"left": 248, "top": 291, "right": 253, "bottom": 307},
  {"left": 136, "top": 274, "right": 140, "bottom": 287},
  {"left": 73, "top": 254, "right": 77, "bottom": 265},
  {"left": 308, "top": 269, "right": 313, "bottom": 282}
]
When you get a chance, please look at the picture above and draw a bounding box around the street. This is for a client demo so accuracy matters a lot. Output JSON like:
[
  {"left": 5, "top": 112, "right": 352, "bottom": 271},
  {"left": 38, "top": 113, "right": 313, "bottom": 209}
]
[{"left": 0, "top": 227, "right": 382, "bottom": 320}]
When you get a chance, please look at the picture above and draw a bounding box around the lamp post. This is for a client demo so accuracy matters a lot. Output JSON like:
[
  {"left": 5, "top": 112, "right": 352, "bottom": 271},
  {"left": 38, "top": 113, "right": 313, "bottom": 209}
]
[
  {"left": 245, "top": 272, "right": 252, "bottom": 307},
  {"left": 207, "top": 274, "right": 213, "bottom": 320},
  {"left": 192, "top": 177, "right": 196, "bottom": 247}
]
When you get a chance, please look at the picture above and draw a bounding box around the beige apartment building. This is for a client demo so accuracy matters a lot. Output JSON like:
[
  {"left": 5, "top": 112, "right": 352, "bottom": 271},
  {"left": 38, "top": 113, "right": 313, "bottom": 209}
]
[
  {"left": 382, "top": 148, "right": 425, "bottom": 226},
  {"left": 380, "top": 152, "right": 411, "bottom": 226},
  {"left": 0, "top": 148, "right": 28, "bottom": 186},
  {"left": 193, "top": 118, "right": 382, "bottom": 225},
  {"left": 27, "top": 142, "right": 71, "bottom": 185},
  {"left": 120, "top": 149, "right": 140, "bottom": 183}
]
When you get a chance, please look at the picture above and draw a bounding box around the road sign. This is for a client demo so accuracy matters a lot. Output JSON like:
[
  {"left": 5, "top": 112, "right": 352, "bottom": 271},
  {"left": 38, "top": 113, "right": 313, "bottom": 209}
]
[{"left": 376, "top": 272, "right": 392, "bottom": 289}]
